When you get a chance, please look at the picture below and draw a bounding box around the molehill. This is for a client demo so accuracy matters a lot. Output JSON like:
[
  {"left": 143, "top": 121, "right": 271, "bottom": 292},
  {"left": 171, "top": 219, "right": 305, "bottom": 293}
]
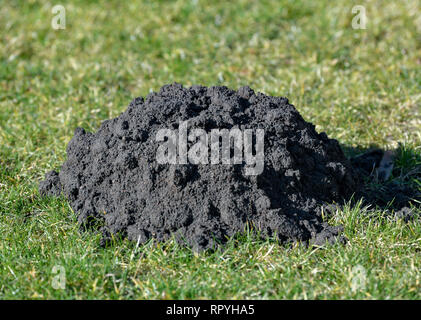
[{"left": 40, "top": 83, "right": 361, "bottom": 250}]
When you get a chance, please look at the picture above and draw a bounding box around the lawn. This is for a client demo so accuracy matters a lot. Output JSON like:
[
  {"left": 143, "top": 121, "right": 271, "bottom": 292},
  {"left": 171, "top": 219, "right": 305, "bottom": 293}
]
[{"left": 0, "top": 0, "right": 420, "bottom": 299}]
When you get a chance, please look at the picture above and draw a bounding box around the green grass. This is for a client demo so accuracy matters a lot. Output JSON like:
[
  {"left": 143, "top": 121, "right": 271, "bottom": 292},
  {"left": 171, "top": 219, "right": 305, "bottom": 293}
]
[{"left": 0, "top": 0, "right": 420, "bottom": 299}]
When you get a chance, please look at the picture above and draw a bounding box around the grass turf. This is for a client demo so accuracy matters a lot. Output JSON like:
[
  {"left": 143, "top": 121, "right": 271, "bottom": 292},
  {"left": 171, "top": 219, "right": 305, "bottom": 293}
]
[{"left": 0, "top": 0, "right": 420, "bottom": 299}]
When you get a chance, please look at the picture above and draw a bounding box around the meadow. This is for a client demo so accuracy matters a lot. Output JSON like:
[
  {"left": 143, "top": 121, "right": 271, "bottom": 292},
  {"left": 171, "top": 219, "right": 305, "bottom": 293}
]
[{"left": 0, "top": 0, "right": 420, "bottom": 299}]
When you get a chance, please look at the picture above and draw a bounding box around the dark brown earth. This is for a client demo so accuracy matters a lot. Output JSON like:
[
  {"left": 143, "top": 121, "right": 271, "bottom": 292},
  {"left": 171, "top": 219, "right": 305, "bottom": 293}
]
[{"left": 39, "top": 83, "right": 419, "bottom": 250}]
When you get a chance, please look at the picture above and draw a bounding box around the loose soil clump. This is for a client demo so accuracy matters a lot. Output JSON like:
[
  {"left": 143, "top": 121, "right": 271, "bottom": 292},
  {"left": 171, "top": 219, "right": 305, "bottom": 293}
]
[{"left": 40, "top": 83, "right": 365, "bottom": 250}]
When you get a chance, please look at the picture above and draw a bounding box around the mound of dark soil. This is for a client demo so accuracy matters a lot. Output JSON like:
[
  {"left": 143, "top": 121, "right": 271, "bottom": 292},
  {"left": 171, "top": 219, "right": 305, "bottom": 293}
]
[{"left": 40, "top": 83, "right": 361, "bottom": 250}]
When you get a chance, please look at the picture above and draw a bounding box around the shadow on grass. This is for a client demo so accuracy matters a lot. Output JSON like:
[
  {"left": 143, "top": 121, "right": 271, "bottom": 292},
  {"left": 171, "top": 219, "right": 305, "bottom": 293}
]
[{"left": 340, "top": 143, "right": 420, "bottom": 217}]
